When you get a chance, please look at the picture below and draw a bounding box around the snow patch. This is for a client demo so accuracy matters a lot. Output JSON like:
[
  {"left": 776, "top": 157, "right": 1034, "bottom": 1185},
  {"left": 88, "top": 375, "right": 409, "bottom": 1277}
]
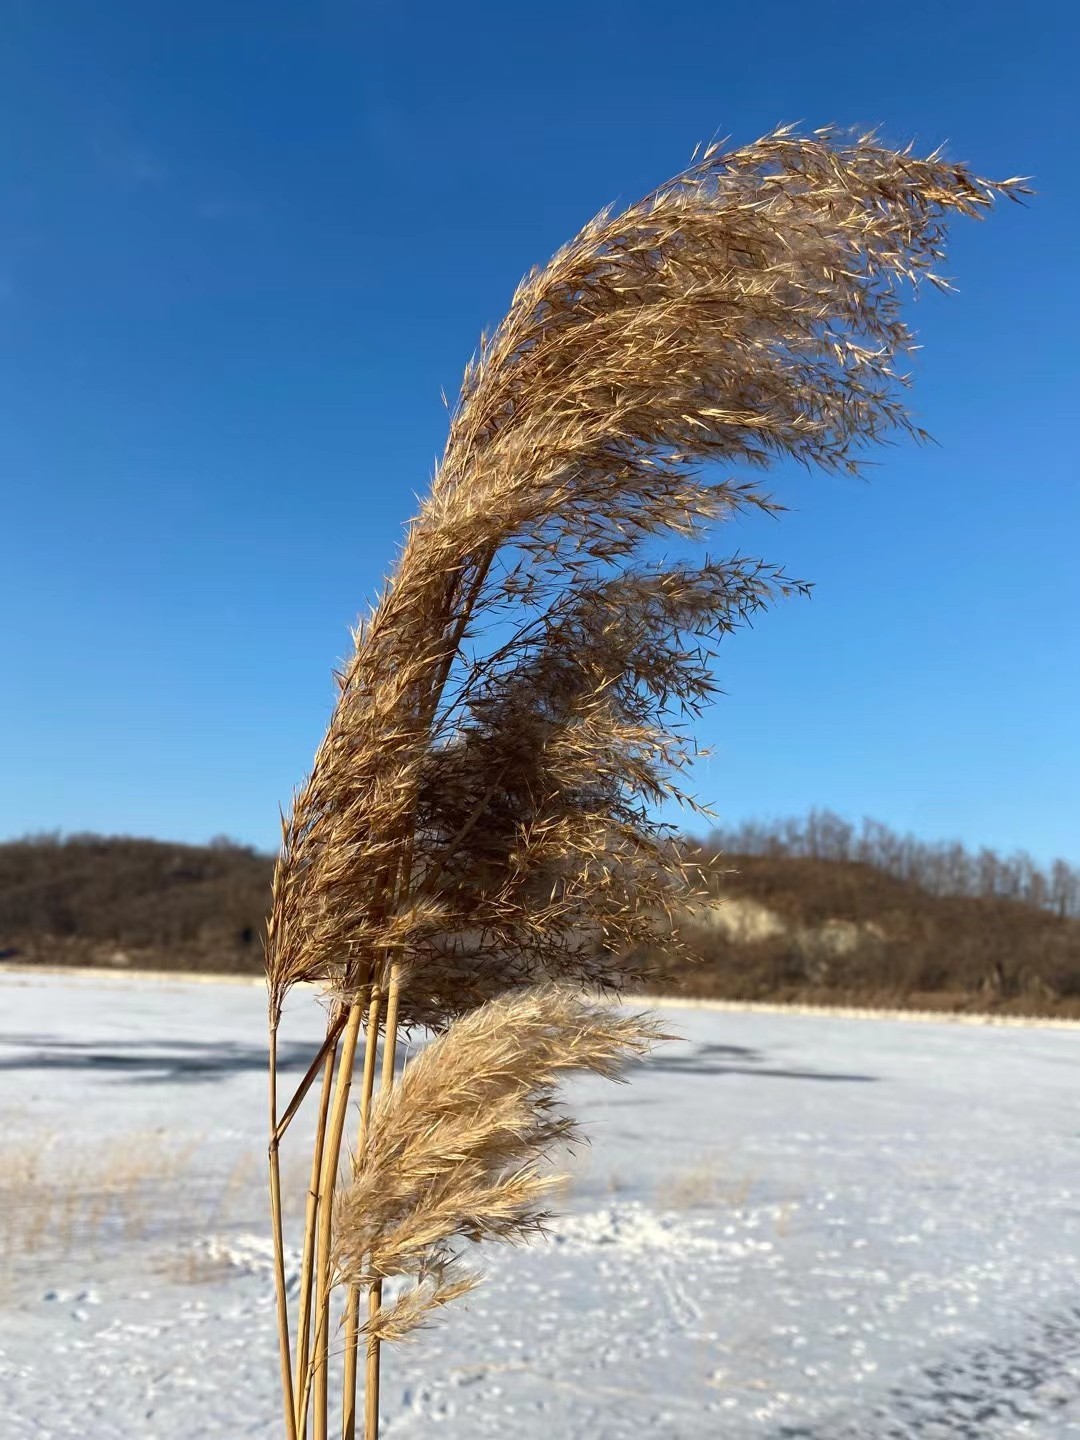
[
  {"left": 192, "top": 1233, "right": 302, "bottom": 1293},
  {"left": 548, "top": 1202, "right": 721, "bottom": 1255}
]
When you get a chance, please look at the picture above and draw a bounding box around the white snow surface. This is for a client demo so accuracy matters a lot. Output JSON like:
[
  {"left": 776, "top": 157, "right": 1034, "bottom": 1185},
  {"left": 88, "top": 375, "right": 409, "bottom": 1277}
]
[{"left": 1, "top": 969, "right": 1078, "bottom": 1438}]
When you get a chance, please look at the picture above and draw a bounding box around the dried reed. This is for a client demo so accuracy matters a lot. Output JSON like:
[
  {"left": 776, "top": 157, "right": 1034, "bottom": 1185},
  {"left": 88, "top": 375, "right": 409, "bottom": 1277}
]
[
  {"left": 333, "top": 988, "right": 664, "bottom": 1336},
  {"left": 265, "top": 126, "right": 1022, "bottom": 1439}
]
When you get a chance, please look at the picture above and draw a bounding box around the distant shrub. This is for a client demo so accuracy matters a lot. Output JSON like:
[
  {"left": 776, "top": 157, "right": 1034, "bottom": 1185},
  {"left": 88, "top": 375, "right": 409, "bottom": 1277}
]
[{"left": 0, "top": 834, "right": 271, "bottom": 970}]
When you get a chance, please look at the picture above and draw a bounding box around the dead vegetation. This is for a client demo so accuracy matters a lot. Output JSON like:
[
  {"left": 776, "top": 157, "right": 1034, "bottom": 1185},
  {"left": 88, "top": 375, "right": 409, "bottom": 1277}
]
[
  {"left": 258, "top": 127, "right": 1022, "bottom": 1440},
  {"left": 0, "top": 833, "right": 267, "bottom": 972},
  {"left": 656, "top": 1160, "right": 756, "bottom": 1212},
  {"left": 0, "top": 1132, "right": 260, "bottom": 1300}
]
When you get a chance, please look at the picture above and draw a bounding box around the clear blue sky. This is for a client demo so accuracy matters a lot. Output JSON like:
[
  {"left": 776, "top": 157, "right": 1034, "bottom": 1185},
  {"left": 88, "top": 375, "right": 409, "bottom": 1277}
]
[{"left": 2, "top": 1, "right": 1076, "bottom": 864}]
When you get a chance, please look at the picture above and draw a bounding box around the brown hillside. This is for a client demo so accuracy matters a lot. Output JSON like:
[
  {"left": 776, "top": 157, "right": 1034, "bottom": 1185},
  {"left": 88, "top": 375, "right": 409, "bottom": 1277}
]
[
  {"left": 0, "top": 834, "right": 270, "bottom": 974},
  {"left": 652, "top": 852, "right": 1080, "bottom": 1015},
  {"left": 2, "top": 831, "right": 1078, "bottom": 1015}
]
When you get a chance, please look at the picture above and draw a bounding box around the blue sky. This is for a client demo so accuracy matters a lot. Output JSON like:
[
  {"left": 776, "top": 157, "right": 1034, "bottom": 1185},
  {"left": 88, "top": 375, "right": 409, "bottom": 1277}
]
[{"left": 2, "top": 1, "right": 1076, "bottom": 863}]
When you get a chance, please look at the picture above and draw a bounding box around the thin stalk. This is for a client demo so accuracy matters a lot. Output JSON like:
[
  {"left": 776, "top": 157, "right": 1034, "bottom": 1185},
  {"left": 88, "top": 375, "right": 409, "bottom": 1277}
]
[
  {"left": 377, "top": 963, "right": 404, "bottom": 1103},
  {"left": 363, "top": 956, "right": 405, "bottom": 1440},
  {"left": 341, "top": 983, "right": 384, "bottom": 1439},
  {"left": 297, "top": 1296, "right": 326, "bottom": 1440},
  {"left": 276, "top": 1011, "right": 349, "bottom": 1145},
  {"left": 311, "top": 1000, "right": 366, "bottom": 1440},
  {"left": 269, "top": 1016, "right": 299, "bottom": 1440},
  {"left": 293, "top": 1024, "right": 342, "bottom": 1437},
  {"left": 365, "top": 1285, "right": 383, "bottom": 1440}
]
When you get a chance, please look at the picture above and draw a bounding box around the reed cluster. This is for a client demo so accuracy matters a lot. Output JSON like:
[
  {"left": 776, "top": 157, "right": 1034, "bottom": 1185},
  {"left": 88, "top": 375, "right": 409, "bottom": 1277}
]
[{"left": 265, "top": 126, "right": 1021, "bottom": 1439}]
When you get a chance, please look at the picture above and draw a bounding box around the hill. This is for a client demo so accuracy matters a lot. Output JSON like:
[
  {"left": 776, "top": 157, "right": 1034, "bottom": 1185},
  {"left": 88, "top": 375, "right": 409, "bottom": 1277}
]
[
  {"left": 661, "top": 850, "right": 1080, "bottom": 1016},
  {"left": 0, "top": 834, "right": 270, "bottom": 974},
  {"left": 2, "top": 822, "right": 1078, "bottom": 1014}
]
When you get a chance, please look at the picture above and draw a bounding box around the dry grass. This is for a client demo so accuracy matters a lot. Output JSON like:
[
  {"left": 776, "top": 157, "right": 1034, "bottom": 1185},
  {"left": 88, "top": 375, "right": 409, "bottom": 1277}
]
[
  {"left": 0, "top": 1133, "right": 265, "bottom": 1301},
  {"left": 332, "top": 988, "right": 663, "bottom": 1338},
  {"left": 157, "top": 1246, "right": 241, "bottom": 1287},
  {"left": 656, "top": 1160, "right": 756, "bottom": 1211},
  {"left": 262, "top": 127, "right": 1022, "bottom": 1440}
]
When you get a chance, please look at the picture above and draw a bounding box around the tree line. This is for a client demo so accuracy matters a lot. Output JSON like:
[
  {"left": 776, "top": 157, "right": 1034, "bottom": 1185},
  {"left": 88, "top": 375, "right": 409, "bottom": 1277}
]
[{"left": 703, "top": 810, "right": 1080, "bottom": 919}]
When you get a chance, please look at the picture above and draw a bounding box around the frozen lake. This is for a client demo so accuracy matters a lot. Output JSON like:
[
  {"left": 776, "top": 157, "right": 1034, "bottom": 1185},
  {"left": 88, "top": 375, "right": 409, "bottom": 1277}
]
[{"left": 1, "top": 968, "right": 1078, "bottom": 1438}]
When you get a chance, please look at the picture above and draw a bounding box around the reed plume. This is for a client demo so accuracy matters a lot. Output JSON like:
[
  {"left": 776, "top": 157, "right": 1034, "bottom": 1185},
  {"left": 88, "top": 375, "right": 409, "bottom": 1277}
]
[
  {"left": 265, "top": 126, "right": 1023, "bottom": 1440},
  {"left": 333, "top": 988, "right": 664, "bottom": 1339}
]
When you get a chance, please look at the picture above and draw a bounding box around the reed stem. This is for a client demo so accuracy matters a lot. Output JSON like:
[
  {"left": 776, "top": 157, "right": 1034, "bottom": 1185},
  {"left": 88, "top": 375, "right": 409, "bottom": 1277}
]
[
  {"left": 365, "top": 1284, "right": 383, "bottom": 1440},
  {"left": 293, "top": 1023, "right": 341, "bottom": 1436},
  {"left": 269, "top": 1017, "right": 299, "bottom": 1440},
  {"left": 363, "top": 958, "right": 404, "bottom": 1440},
  {"left": 276, "top": 1012, "right": 349, "bottom": 1145},
  {"left": 341, "top": 983, "right": 383, "bottom": 1439},
  {"left": 311, "top": 1000, "right": 365, "bottom": 1440}
]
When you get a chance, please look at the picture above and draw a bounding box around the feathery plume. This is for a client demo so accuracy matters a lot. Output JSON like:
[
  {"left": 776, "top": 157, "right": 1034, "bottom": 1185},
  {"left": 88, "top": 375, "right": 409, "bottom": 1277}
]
[
  {"left": 263, "top": 127, "right": 1024, "bottom": 1440},
  {"left": 265, "top": 127, "right": 1024, "bottom": 1023},
  {"left": 333, "top": 987, "right": 664, "bottom": 1336}
]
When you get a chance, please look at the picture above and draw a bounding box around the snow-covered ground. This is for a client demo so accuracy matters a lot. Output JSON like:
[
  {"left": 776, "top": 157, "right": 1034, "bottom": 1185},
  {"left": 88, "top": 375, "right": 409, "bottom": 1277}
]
[{"left": 1, "top": 969, "right": 1078, "bottom": 1438}]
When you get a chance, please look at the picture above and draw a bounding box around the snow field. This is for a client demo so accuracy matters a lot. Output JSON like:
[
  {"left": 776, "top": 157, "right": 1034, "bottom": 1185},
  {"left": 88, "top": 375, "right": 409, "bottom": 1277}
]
[{"left": 1, "top": 969, "right": 1078, "bottom": 1437}]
